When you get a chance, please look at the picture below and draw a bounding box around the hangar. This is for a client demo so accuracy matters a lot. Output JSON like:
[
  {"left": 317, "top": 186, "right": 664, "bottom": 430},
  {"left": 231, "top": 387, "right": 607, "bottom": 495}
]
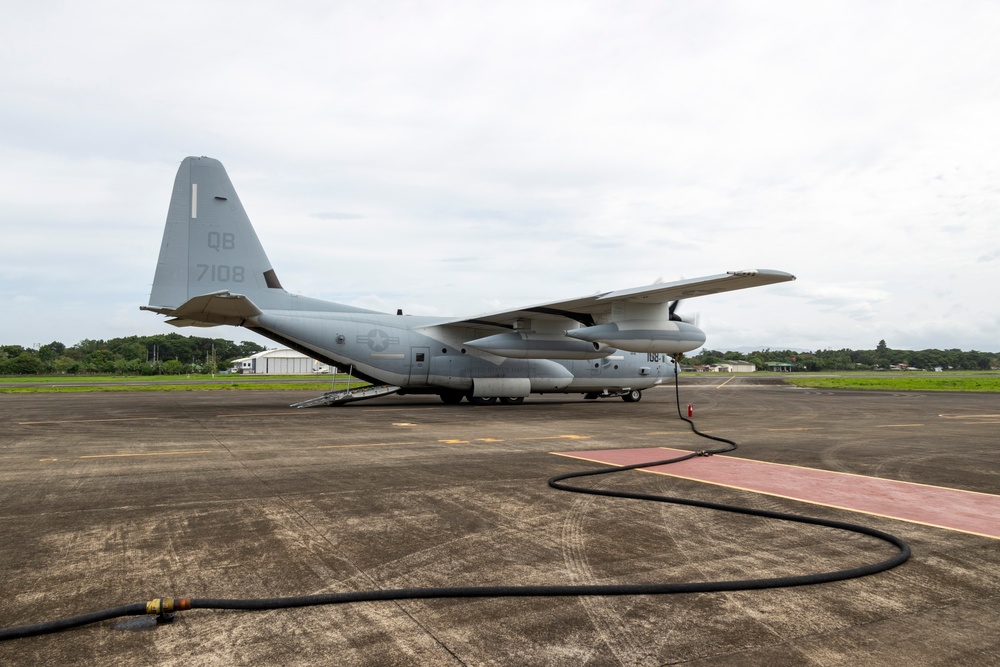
[
  {"left": 692, "top": 360, "right": 758, "bottom": 372},
  {"left": 230, "top": 349, "right": 331, "bottom": 374}
]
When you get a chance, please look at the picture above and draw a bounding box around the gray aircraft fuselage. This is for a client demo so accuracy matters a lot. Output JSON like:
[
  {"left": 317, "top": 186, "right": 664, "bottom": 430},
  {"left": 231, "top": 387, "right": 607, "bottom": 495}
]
[
  {"left": 143, "top": 157, "right": 795, "bottom": 404},
  {"left": 253, "top": 308, "right": 676, "bottom": 396}
]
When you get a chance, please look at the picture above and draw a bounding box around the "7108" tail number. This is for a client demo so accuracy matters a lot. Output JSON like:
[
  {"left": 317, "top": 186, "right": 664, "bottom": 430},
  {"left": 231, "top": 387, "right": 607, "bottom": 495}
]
[{"left": 196, "top": 264, "right": 245, "bottom": 282}]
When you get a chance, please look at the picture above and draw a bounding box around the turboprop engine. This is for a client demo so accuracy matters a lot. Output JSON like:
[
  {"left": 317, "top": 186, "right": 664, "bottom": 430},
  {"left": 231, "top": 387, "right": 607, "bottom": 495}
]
[
  {"left": 564, "top": 319, "right": 706, "bottom": 354},
  {"left": 464, "top": 332, "right": 616, "bottom": 359}
]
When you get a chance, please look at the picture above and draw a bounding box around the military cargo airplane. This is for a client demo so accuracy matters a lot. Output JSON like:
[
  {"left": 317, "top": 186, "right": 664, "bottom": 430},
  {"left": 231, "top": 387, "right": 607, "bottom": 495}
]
[{"left": 142, "top": 157, "right": 795, "bottom": 406}]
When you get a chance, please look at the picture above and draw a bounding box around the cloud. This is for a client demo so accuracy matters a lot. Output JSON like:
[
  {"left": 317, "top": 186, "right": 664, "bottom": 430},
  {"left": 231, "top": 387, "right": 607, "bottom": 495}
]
[
  {"left": 313, "top": 212, "right": 365, "bottom": 221},
  {"left": 793, "top": 283, "right": 891, "bottom": 321},
  {"left": 978, "top": 249, "right": 1000, "bottom": 264},
  {"left": 0, "top": 1, "right": 998, "bottom": 351}
]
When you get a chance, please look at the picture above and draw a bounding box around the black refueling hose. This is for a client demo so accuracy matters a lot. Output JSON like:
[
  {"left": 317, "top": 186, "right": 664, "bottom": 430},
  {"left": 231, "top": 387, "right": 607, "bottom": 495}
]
[{"left": 0, "top": 366, "right": 911, "bottom": 641}]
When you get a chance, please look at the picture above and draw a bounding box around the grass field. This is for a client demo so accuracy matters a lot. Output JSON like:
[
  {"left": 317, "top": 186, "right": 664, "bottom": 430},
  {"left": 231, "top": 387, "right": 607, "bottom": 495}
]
[
  {"left": 0, "top": 374, "right": 365, "bottom": 394},
  {"left": 785, "top": 373, "right": 1000, "bottom": 392},
  {"left": 2, "top": 373, "right": 998, "bottom": 393}
]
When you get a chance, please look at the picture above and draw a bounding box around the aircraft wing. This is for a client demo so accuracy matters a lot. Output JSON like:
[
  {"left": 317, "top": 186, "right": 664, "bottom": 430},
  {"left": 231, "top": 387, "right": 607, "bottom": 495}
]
[{"left": 439, "top": 269, "right": 796, "bottom": 329}]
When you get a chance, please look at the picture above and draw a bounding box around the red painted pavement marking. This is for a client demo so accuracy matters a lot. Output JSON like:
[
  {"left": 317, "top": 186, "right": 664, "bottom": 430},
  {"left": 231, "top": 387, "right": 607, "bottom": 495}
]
[{"left": 553, "top": 448, "right": 1000, "bottom": 540}]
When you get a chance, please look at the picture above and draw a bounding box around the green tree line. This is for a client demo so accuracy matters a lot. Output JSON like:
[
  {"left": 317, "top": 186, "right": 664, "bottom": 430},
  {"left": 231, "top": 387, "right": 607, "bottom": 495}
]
[
  {"left": 2, "top": 336, "right": 996, "bottom": 376},
  {"left": 0, "top": 334, "right": 265, "bottom": 375},
  {"left": 689, "top": 340, "right": 998, "bottom": 372}
]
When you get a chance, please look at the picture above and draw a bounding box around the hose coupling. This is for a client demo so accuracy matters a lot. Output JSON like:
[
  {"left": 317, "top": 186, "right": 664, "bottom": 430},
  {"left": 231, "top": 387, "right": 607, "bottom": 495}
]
[{"left": 145, "top": 597, "right": 192, "bottom": 621}]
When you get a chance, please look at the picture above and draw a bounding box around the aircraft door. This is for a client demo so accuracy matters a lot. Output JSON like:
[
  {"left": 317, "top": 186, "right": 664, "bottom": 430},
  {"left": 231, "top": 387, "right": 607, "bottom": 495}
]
[{"left": 409, "top": 347, "right": 430, "bottom": 385}]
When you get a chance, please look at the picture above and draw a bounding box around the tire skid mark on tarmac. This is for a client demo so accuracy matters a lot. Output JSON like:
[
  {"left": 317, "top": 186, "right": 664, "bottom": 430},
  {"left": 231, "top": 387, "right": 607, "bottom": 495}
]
[
  {"left": 562, "top": 496, "right": 642, "bottom": 664},
  {"left": 560, "top": 494, "right": 613, "bottom": 665}
]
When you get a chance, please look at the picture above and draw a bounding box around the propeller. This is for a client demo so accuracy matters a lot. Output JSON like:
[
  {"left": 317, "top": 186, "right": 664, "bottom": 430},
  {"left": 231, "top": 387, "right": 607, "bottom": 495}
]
[
  {"left": 668, "top": 300, "right": 683, "bottom": 322},
  {"left": 668, "top": 300, "right": 700, "bottom": 327}
]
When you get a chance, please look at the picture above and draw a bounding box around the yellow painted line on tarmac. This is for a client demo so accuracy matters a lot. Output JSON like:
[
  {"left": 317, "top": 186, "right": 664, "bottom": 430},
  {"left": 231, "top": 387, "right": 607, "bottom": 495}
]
[
  {"left": 317, "top": 442, "right": 419, "bottom": 449},
  {"left": 765, "top": 427, "right": 821, "bottom": 431},
  {"left": 19, "top": 417, "right": 163, "bottom": 425},
  {"left": 80, "top": 450, "right": 213, "bottom": 459},
  {"left": 938, "top": 414, "right": 1000, "bottom": 424},
  {"left": 939, "top": 414, "right": 1000, "bottom": 419},
  {"left": 216, "top": 411, "right": 322, "bottom": 418},
  {"left": 443, "top": 436, "right": 578, "bottom": 445},
  {"left": 716, "top": 377, "right": 735, "bottom": 388}
]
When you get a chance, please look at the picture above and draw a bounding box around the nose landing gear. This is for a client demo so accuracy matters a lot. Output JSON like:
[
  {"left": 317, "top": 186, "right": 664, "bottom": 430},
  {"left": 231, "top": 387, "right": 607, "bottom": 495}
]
[{"left": 621, "top": 389, "right": 642, "bottom": 403}]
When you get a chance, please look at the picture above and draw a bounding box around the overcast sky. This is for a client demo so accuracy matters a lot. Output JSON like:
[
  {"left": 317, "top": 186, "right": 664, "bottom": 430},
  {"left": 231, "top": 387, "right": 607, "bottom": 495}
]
[{"left": 2, "top": 1, "right": 998, "bottom": 353}]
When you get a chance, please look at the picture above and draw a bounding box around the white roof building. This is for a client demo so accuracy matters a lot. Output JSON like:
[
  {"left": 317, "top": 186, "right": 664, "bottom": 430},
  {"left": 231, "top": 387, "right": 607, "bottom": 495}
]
[
  {"left": 230, "top": 349, "right": 331, "bottom": 375},
  {"left": 708, "top": 360, "right": 757, "bottom": 373}
]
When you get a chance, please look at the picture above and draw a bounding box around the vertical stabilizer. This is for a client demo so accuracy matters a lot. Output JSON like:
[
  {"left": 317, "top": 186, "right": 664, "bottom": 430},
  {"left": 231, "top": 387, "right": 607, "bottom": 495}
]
[{"left": 148, "top": 156, "right": 283, "bottom": 309}]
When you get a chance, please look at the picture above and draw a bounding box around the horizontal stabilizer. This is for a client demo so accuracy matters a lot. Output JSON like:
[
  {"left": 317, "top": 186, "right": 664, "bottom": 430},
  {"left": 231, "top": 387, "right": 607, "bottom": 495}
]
[
  {"left": 165, "top": 319, "right": 220, "bottom": 328},
  {"left": 141, "top": 291, "right": 262, "bottom": 327}
]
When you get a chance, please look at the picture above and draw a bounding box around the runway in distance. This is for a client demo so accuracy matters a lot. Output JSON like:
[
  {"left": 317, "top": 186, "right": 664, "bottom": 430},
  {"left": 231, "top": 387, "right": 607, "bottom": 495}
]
[{"left": 142, "top": 157, "right": 795, "bottom": 406}]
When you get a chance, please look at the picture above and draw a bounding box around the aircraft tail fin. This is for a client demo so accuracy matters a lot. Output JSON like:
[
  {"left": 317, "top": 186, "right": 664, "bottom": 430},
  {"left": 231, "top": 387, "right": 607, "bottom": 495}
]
[{"left": 147, "top": 156, "right": 285, "bottom": 311}]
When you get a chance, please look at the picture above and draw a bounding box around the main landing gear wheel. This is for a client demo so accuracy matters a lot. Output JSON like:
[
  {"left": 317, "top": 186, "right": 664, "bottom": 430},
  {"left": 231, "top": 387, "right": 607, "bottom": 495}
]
[
  {"left": 621, "top": 389, "right": 642, "bottom": 402},
  {"left": 498, "top": 397, "right": 525, "bottom": 405},
  {"left": 439, "top": 391, "right": 464, "bottom": 404},
  {"left": 467, "top": 395, "right": 498, "bottom": 405}
]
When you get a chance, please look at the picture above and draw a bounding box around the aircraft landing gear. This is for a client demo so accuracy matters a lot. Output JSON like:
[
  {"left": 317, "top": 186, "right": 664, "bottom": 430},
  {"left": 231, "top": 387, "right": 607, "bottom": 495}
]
[
  {"left": 621, "top": 389, "right": 643, "bottom": 402},
  {"left": 444, "top": 392, "right": 527, "bottom": 405},
  {"left": 439, "top": 391, "right": 464, "bottom": 404},
  {"left": 465, "top": 395, "right": 526, "bottom": 405},
  {"left": 584, "top": 389, "right": 642, "bottom": 402},
  {"left": 467, "top": 395, "right": 498, "bottom": 405}
]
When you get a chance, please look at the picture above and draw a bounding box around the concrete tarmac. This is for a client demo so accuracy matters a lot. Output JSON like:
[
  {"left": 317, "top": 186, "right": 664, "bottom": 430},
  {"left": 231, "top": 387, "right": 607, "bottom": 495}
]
[{"left": 0, "top": 381, "right": 997, "bottom": 666}]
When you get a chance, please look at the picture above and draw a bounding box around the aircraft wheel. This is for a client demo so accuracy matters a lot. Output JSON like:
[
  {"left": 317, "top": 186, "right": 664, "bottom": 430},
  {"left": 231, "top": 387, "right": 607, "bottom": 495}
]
[
  {"left": 467, "top": 395, "right": 498, "bottom": 405},
  {"left": 499, "top": 397, "right": 525, "bottom": 405},
  {"left": 621, "top": 389, "right": 642, "bottom": 403},
  {"left": 439, "top": 391, "right": 464, "bottom": 404}
]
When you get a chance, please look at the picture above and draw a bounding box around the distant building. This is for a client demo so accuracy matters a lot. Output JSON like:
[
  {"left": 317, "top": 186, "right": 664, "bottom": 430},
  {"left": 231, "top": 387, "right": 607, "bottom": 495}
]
[
  {"left": 765, "top": 362, "right": 795, "bottom": 372},
  {"left": 230, "top": 349, "right": 331, "bottom": 374},
  {"left": 707, "top": 360, "right": 757, "bottom": 373}
]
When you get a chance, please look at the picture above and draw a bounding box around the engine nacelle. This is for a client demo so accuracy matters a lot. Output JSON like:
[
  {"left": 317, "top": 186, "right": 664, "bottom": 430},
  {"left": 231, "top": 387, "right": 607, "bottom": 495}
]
[
  {"left": 564, "top": 320, "right": 706, "bottom": 354},
  {"left": 464, "top": 332, "right": 616, "bottom": 359}
]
